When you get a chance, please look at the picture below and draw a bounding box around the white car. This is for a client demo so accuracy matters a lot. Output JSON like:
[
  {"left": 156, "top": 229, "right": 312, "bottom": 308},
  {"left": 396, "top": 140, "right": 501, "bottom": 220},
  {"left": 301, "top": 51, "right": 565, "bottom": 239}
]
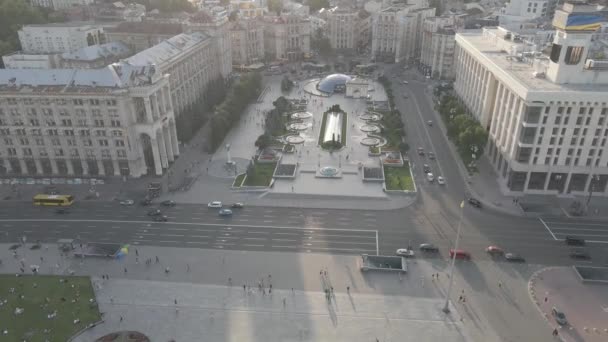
[
  {"left": 426, "top": 173, "right": 434, "bottom": 182},
  {"left": 119, "top": 199, "right": 134, "bottom": 206},
  {"left": 437, "top": 176, "right": 446, "bottom": 185},
  {"left": 207, "top": 201, "right": 222, "bottom": 208},
  {"left": 396, "top": 248, "right": 415, "bottom": 257},
  {"left": 402, "top": 80, "right": 409, "bottom": 84}
]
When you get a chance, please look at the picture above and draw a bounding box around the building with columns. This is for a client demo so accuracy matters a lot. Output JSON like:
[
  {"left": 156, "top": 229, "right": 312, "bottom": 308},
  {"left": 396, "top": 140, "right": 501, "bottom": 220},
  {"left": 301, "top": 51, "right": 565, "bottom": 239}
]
[
  {"left": 230, "top": 19, "right": 265, "bottom": 66},
  {"left": 124, "top": 32, "right": 219, "bottom": 117},
  {"left": 454, "top": 1, "right": 608, "bottom": 196},
  {"left": 0, "top": 63, "right": 178, "bottom": 178},
  {"left": 420, "top": 15, "right": 464, "bottom": 79},
  {"left": 263, "top": 13, "right": 311, "bottom": 61}
]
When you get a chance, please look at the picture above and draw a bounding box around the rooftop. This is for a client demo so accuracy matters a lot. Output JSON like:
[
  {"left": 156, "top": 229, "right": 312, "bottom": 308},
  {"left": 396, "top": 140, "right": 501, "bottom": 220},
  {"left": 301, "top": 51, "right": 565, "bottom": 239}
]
[
  {"left": 105, "top": 21, "right": 183, "bottom": 35},
  {"left": 61, "top": 41, "right": 131, "bottom": 62},
  {"left": 21, "top": 22, "right": 100, "bottom": 29},
  {"left": 456, "top": 28, "right": 608, "bottom": 93},
  {"left": 125, "top": 32, "right": 208, "bottom": 68}
]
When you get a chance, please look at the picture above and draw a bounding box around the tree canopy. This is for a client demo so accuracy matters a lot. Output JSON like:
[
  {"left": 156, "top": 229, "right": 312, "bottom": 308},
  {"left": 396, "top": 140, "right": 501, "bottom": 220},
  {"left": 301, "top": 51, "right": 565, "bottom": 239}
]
[
  {"left": 268, "top": 0, "right": 283, "bottom": 15},
  {"left": 134, "top": 0, "right": 196, "bottom": 13}
]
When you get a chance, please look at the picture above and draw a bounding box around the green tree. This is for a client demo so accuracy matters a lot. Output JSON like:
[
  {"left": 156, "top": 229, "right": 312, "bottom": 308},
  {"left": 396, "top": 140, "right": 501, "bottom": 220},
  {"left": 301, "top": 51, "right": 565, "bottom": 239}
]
[
  {"left": 255, "top": 134, "right": 273, "bottom": 150},
  {"left": 268, "top": 0, "right": 283, "bottom": 15},
  {"left": 457, "top": 125, "right": 488, "bottom": 158},
  {"left": 308, "top": 0, "right": 330, "bottom": 12}
]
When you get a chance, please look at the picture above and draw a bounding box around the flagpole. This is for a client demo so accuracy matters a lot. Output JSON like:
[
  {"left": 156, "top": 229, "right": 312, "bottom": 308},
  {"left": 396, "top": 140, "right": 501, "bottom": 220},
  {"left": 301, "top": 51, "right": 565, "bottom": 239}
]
[{"left": 443, "top": 199, "right": 465, "bottom": 314}]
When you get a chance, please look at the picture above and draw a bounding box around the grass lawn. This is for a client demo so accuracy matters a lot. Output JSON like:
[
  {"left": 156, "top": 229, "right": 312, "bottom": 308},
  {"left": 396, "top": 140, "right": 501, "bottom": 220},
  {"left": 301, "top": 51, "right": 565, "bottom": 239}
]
[
  {"left": 384, "top": 163, "right": 415, "bottom": 191},
  {"left": 0, "top": 275, "right": 100, "bottom": 342},
  {"left": 233, "top": 173, "right": 246, "bottom": 187},
  {"left": 243, "top": 162, "right": 277, "bottom": 186}
]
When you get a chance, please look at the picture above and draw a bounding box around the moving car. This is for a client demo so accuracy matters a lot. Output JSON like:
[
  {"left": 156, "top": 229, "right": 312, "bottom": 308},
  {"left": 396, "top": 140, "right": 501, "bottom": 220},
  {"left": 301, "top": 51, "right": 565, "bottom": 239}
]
[
  {"left": 147, "top": 209, "right": 162, "bottom": 216},
  {"left": 423, "top": 164, "right": 431, "bottom": 173},
  {"left": 504, "top": 253, "right": 525, "bottom": 263},
  {"left": 402, "top": 93, "right": 408, "bottom": 99},
  {"left": 396, "top": 248, "right": 415, "bottom": 257},
  {"left": 551, "top": 307, "right": 568, "bottom": 325},
  {"left": 437, "top": 176, "right": 446, "bottom": 185},
  {"left": 565, "top": 236, "right": 585, "bottom": 246},
  {"left": 428, "top": 152, "right": 435, "bottom": 160},
  {"left": 427, "top": 120, "right": 433, "bottom": 126},
  {"left": 485, "top": 245, "right": 504, "bottom": 256},
  {"left": 208, "top": 201, "right": 223, "bottom": 208},
  {"left": 468, "top": 198, "right": 482, "bottom": 208},
  {"left": 154, "top": 215, "right": 168, "bottom": 222},
  {"left": 569, "top": 249, "right": 591, "bottom": 260},
  {"left": 402, "top": 80, "right": 409, "bottom": 84},
  {"left": 449, "top": 249, "right": 471, "bottom": 260},
  {"left": 218, "top": 209, "right": 233, "bottom": 216},
  {"left": 417, "top": 147, "right": 425, "bottom": 156},
  {"left": 419, "top": 243, "right": 439, "bottom": 253},
  {"left": 426, "top": 173, "right": 434, "bottom": 182},
  {"left": 161, "top": 200, "right": 176, "bottom": 207},
  {"left": 119, "top": 199, "right": 134, "bottom": 206},
  {"left": 140, "top": 198, "right": 152, "bottom": 206},
  {"left": 231, "top": 203, "right": 244, "bottom": 208}
]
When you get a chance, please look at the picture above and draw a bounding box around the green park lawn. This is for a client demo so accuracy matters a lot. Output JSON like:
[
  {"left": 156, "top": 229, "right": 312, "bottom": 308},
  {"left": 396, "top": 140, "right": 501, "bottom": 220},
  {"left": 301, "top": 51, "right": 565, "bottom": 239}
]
[
  {"left": 243, "top": 162, "right": 277, "bottom": 186},
  {"left": 233, "top": 173, "right": 246, "bottom": 187},
  {"left": 0, "top": 275, "right": 100, "bottom": 342},
  {"left": 384, "top": 163, "right": 415, "bottom": 191}
]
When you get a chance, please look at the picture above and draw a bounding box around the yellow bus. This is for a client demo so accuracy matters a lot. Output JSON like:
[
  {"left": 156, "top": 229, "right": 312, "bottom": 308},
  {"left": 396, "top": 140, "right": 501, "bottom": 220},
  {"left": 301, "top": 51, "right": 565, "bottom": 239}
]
[{"left": 33, "top": 194, "right": 75, "bottom": 206}]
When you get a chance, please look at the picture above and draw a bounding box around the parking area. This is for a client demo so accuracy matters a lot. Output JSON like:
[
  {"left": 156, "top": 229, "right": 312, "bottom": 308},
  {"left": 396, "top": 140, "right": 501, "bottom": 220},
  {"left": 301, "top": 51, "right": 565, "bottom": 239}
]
[{"left": 539, "top": 217, "right": 608, "bottom": 244}]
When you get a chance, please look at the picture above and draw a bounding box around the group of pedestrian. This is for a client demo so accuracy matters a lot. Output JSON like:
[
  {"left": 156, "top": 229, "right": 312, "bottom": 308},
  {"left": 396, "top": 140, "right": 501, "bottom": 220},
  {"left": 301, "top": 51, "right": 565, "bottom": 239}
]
[
  {"left": 431, "top": 273, "right": 440, "bottom": 280},
  {"left": 458, "top": 290, "right": 466, "bottom": 303}
]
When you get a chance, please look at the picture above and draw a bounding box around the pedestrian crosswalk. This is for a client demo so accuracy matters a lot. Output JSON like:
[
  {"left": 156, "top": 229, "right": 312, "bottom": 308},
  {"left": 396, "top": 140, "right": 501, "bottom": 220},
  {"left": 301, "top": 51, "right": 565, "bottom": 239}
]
[{"left": 540, "top": 218, "right": 608, "bottom": 243}]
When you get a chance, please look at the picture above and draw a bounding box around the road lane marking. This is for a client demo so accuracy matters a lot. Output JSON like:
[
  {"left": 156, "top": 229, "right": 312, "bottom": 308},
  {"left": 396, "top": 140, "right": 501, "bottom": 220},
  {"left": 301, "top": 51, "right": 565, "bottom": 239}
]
[
  {"left": 244, "top": 237, "right": 266, "bottom": 240},
  {"left": 263, "top": 220, "right": 274, "bottom": 223},
  {"left": 538, "top": 218, "right": 557, "bottom": 240},
  {"left": 271, "top": 238, "right": 297, "bottom": 242},
  {"left": 0, "top": 219, "right": 377, "bottom": 232},
  {"left": 160, "top": 234, "right": 185, "bottom": 237},
  {"left": 191, "top": 235, "right": 210, "bottom": 238},
  {"left": 271, "top": 245, "right": 297, "bottom": 249},
  {"left": 242, "top": 244, "right": 264, "bottom": 247},
  {"left": 186, "top": 241, "right": 209, "bottom": 245}
]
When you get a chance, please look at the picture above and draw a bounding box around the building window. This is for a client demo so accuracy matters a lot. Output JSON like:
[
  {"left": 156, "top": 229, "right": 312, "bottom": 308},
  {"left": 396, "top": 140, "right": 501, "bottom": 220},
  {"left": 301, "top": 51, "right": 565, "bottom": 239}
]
[
  {"left": 565, "top": 46, "right": 584, "bottom": 65},
  {"left": 550, "top": 43, "right": 562, "bottom": 63}
]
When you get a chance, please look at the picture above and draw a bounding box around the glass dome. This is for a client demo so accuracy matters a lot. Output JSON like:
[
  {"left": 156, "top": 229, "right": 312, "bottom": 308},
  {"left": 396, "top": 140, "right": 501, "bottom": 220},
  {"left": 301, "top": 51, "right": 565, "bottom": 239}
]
[{"left": 317, "top": 74, "right": 352, "bottom": 94}]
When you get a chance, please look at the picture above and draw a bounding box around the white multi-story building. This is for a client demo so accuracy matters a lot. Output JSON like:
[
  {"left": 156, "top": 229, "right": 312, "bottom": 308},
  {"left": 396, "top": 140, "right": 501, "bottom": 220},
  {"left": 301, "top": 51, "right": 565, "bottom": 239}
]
[
  {"left": 125, "top": 32, "right": 220, "bottom": 117},
  {"left": 371, "top": 4, "right": 436, "bottom": 63},
  {"left": 187, "top": 8, "right": 233, "bottom": 78},
  {"left": 327, "top": 7, "right": 357, "bottom": 51},
  {"left": 105, "top": 22, "right": 183, "bottom": 53},
  {"left": 0, "top": 64, "right": 178, "bottom": 177},
  {"left": 263, "top": 13, "right": 311, "bottom": 61},
  {"left": 454, "top": 1, "right": 608, "bottom": 196},
  {"left": 420, "top": 15, "right": 464, "bottom": 79},
  {"left": 499, "top": 0, "right": 557, "bottom": 30},
  {"left": 230, "top": 19, "right": 265, "bottom": 66},
  {"left": 30, "top": 0, "right": 93, "bottom": 10},
  {"left": 18, "top": 23, "right": 105, "bottom": 54}
]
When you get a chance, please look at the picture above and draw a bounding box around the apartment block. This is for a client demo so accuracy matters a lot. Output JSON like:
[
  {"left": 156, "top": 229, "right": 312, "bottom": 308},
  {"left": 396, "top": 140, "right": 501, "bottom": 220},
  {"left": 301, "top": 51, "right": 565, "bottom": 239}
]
[{"left": 18, "top": 23, "right": 105, "bottom": 54}]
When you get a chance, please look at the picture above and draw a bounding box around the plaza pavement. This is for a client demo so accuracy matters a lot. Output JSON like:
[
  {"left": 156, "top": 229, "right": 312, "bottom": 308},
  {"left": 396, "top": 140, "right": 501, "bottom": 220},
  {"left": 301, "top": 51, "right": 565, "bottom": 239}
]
[{"left": 0, "top": 243, "right": 479, "bottom": 342}]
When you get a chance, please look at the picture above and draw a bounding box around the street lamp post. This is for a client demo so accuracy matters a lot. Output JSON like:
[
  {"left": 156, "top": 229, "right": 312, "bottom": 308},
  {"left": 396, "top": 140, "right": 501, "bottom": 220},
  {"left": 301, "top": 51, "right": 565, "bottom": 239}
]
[{"left": 443, "top": 200, "right": 465, "bottom": 314}]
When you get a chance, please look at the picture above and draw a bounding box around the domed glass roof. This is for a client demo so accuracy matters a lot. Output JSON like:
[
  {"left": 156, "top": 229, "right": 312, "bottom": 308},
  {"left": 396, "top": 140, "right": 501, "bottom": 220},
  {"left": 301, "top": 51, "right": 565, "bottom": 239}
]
[{"left": 317, "top": 74, "right": 352, "bottom": 93}]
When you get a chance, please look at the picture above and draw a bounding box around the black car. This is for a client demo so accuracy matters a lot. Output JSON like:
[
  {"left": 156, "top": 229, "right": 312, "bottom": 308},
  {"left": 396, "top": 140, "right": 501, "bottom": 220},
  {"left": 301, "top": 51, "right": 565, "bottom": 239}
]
[
  {"left": 565, "top": 236, "right": 585, "bottom": 246},
  {"left": 505, "top": 253, "right": 525, "bottom": 263},
  {"left": 468, "top": 198, "right": 482, "bottom": 208},
  {"left": 140, "top": 198, "right": 152, "bottom": 206},
  {"left": 161, "top": 200, "right": 176, "bottom": 207},
  {"left": 147, "top": 209, "right": 162, "bottom": 216},
  {"left": 423, "top": 164, "right": 431, "bottom": 173},
  {"left": 154, "top": 215, "right": 168, "bottom": 222},
  {"left": 419, "top": 243, "right": 439, "bottom": 253},
  {"left": 569, "top": 250, "right": 591, "bottom": 260},
  {"left": 55, "top": 208, "right": 69, "bottom": 214}
]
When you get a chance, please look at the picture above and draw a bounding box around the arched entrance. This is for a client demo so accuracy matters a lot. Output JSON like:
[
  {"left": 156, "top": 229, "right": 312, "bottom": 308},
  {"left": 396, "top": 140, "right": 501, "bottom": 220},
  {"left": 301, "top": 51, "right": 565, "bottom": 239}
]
[{"left": 139, "top": 133, "right": 154, "bottom": 175}]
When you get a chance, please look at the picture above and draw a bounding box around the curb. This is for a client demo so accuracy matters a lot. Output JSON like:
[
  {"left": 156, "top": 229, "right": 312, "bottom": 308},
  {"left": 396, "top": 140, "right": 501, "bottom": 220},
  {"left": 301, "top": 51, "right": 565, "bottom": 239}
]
[
  {"left": 67, "top": 319, "right": 105, "bottom": 342},
  {"left": 527, "top": 267, "right": 567, "bottom": 342}
]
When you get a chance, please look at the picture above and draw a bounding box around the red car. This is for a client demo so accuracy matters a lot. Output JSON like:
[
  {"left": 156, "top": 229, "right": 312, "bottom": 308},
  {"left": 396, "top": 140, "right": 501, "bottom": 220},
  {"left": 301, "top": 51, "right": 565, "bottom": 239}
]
[
  {"left": 485, "top": 245, "right": 504, "bottom": 256},
  {"left": 449, "top": 249, "right": 471, "bottom": 260}
]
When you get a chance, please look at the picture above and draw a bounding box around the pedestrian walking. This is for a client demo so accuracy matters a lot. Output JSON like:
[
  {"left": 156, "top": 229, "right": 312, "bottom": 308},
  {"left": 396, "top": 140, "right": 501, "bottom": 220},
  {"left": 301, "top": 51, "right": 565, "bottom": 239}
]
[
  {"left": 347, "top": 286, "right": 350, "bottom": 293},
  {"left": 498, "top": 281, "right": 502, "bottom": 288},
  {"left": 155, "top": 256, "right": 159, "bottom": 263},
  {"left": 120, "top": 316, "right": 123, "bottom": 322},
  {"left": 174, "top": 299, "right": 177, "bottom": 305},
  {"left": 124, "top": 267, "right": 127, "bottom": 274},
  {"left": 135, "top": 257, "right": 138, "bottom": 264},
  {"left": 544, "top": 296, "right": 548, "bottom": 303},
  {"left": 228, "top": 277, "right": 232, "bottom": 285},
  {"left": 165, "top": 267, "right": 170, "bottom": 274},
  {"left": 110, "top": 296, "right": 114, "bottom": 303},
  {"left": 135, "top": 249, "right": 139, "bottom": 256},
  {"left": 283, "top": 298, "right": 286, "bottom": 306},
  {"left": 243, "top": 285, "right": 246, "bottom": 291},
  {"left": 187, "top": 264, "right": 190, "bottom": 272},
  {"left": 40, "top": 256, "right": 44, "bottom": 263}
]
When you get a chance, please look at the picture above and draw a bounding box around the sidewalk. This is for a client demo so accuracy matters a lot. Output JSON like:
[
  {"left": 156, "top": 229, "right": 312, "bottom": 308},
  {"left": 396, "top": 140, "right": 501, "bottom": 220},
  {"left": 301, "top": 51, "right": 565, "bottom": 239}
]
[
  {"left": 529, "top": 267, "right": 608, "bottom": 342},
  {"left": 0, "top": 243, "right": 473, "bottom": 342}
]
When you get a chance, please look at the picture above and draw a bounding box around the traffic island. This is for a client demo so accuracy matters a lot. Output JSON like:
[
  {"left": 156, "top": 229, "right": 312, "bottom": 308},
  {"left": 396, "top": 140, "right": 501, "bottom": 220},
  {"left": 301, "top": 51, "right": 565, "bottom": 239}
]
[
  {"left": 0, "top": 275, "right": 101, "bottom": 342},
  {"left": 383, "top": 161, "right": 415, "bottom": 192}
]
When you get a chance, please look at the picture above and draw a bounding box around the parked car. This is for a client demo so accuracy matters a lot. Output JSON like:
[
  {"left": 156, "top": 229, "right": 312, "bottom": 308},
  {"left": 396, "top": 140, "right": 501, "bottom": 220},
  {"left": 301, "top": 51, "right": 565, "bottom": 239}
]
[
  {"left": 417, "top": 147, "right": 425, "bottom": 156},
  {"left": 569, "top": 249, "right": 591, "bottom": 260},
  {"left": 426, "top": 173, "right": 435, "bottom": 182},
  {"left": 160, "top": 200, "right": 176, "bottom": 207},
  {"left": 565, "top": 236, "right": 585, "bottom": 246},
  {"left": 485, "top": 245, "right": 504, "bottom": 256},
  {"left": 468, "top": 198, "right": 482, "bottom": 208},
  {"left": 551, "top": 307, "right": 568, "bottom": 325},
  {"left": 147, "top": 209, "right": 162, "bottom": 216},
  {"left": 419, "top": 243, "right": 439, "bottom": 253},
  {"left": 119, "top": 199, "right": 134, "bottom": 206},
  {"left": 504, "top": 253, "right": 525, "bottom": 263},
  {"left": 423, "top": 164, "right": 431, "bottom": 173},
  {"left": 449, "top": 249, "right": 471, "bottom": 260},
  {"left": 437, "top": 176, "right": 446, "bottom": 185},
  {"left": 427, "top": 120, "right": 433, "bottom": 126},
  {"left": 154, "top": 215, "right": 168, "bottom": 222},
  {"left": 140, "top": 198, "right": 152, "bottom": 206},
  {"left": 428, "top": 152, "right": 435, "bottom": 160},
  {"left": 218, "top": 209, "right": 233, "bottom": 216},
  {"left": 208, "top": 201, "right": 223, "bottom": 208},
  {"left": 231, "top": 203, "right": 244, "bottom": 208},
  {"left": 396, "top": 248, "right": 415, "bottom": 257}
]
